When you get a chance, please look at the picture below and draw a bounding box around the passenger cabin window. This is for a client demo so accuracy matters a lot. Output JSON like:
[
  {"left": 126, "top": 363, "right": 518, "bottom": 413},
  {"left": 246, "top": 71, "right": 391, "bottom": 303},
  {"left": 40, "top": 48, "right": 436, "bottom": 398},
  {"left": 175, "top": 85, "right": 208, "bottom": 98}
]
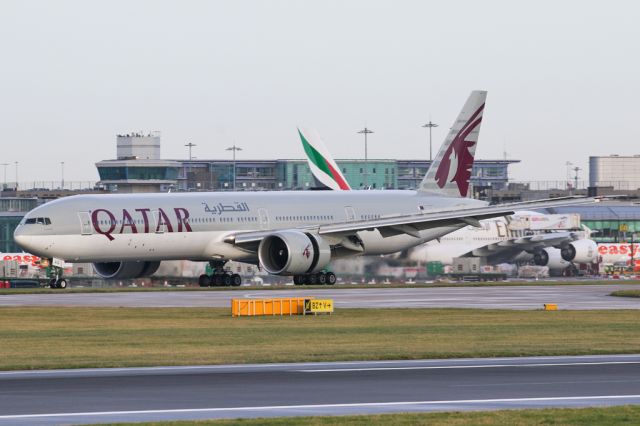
[{"left": 25, "top": 217, "right": 51, "bottom": 225}]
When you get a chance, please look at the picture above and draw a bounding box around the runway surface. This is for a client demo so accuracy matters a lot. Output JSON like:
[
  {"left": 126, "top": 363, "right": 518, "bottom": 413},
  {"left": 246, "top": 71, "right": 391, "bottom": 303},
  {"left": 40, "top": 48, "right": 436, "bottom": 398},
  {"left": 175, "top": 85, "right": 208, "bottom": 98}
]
[
  {"left": 1, "top": 355, "right": 640, "bottom": 425},
  {"left": 1, "top": 284, "right": 640, "bottom": 309}
]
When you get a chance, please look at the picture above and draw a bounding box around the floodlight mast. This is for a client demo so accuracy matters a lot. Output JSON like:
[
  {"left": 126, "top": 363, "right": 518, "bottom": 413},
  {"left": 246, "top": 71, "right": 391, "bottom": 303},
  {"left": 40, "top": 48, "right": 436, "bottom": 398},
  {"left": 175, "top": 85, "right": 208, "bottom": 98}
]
[
  {"left": 357, "top": 127, "right": 374, "bottom": 188},
  {"left": 226, "top": 145, "right": 243, "bottom": 190},
  {"left": 422, "top": 121, "right": 439, "bottom": 162}
]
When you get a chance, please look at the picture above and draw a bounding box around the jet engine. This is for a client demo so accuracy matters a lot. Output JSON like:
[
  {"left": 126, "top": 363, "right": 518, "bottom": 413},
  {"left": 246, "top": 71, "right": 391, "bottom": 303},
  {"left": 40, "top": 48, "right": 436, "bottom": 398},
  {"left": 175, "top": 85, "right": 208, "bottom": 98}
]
[
  {"left": 560, "top": 239, "right": 598, "bottom": 263},
  {"left": 533, "top": 248, "right": 570, "bottom": 270},
  {"left": 93, "top": 261, "right": 161, "bottom": 279},
  {"left": 258, "top": 231, "right": 331, "bottom": 275}
]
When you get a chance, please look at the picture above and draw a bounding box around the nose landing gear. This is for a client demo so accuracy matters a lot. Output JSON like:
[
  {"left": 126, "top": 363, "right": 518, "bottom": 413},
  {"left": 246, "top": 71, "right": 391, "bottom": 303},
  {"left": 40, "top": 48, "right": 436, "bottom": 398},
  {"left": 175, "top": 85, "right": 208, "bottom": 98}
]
[{"left": 48, "top": 278, "right": 67, "bottom": 289}]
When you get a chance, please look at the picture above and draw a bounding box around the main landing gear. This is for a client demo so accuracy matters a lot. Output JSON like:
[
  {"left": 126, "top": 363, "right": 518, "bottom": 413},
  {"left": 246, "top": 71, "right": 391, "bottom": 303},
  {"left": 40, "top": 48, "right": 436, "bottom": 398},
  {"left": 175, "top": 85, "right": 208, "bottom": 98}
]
[
  {"left": 293, "top": 271, "right": 336, "bottom": 286},
  {"left": 198, "top": 260, "right": 242, "bottom": 287}
]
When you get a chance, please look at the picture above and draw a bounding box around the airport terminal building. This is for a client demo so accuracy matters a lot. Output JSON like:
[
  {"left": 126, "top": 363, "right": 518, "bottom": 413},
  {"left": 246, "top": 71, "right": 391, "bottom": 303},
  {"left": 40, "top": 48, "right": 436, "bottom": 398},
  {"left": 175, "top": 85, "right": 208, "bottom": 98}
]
[
  {"left": 172, "top": 158, "right": 518, "bottom": 193},
  {"left": 94, "top": 130, "right": 520, "bottom": 193}
]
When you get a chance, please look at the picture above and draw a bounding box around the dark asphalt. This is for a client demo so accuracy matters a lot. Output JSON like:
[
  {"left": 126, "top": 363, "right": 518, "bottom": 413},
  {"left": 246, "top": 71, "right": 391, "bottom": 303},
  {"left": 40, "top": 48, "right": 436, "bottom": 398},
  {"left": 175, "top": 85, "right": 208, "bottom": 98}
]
[
  {"left": 1, "top": 355, "right": 640, "bottom": 425},
  {"left": 2, "top": 284, "right": 640, "bottom": 309}
]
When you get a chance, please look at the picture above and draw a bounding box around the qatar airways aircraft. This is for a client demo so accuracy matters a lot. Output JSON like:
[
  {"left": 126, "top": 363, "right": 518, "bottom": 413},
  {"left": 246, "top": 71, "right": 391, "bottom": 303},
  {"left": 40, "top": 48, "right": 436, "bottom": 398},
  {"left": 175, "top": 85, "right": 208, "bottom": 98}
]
[{"left": 14, "top": 91, "right": 595, "bottom": 286}]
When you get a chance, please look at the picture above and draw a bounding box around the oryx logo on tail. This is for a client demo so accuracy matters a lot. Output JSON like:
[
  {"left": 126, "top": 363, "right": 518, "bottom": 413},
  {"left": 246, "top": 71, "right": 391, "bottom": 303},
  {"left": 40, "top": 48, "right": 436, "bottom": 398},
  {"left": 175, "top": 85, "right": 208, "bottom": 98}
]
[
  {"left": 418, "top": 90, "right": 487, "bottom": 198},
  {"left": 434, "top": 103, "right": 484, "bottom": 197}
]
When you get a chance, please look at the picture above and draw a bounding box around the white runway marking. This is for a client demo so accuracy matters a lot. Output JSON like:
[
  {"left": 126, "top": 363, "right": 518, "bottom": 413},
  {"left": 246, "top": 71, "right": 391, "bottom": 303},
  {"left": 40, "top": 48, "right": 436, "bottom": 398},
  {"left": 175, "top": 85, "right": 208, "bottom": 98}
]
[
  {"left": 2, "top": 395, "right": 640, "bottom": 420},
  {"left": 298, "top": 360, "right": 640, "bottom": 372}
]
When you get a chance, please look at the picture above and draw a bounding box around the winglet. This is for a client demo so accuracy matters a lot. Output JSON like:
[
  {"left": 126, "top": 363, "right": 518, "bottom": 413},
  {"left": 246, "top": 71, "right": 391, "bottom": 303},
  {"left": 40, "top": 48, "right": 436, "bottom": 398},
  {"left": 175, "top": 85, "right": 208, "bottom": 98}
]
[
  {"left": 418, "top": 90, "right": 487, "bottom": 197},
  {"left": 298, "top": 128, "right": 351, "bottom": 190}
]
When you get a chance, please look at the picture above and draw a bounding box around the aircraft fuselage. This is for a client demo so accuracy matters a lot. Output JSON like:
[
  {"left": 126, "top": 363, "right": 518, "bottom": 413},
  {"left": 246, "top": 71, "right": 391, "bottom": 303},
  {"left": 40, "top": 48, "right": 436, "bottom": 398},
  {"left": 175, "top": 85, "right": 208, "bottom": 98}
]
[{"left": 14, "top": 190, "right": 483, "bottom": 263}]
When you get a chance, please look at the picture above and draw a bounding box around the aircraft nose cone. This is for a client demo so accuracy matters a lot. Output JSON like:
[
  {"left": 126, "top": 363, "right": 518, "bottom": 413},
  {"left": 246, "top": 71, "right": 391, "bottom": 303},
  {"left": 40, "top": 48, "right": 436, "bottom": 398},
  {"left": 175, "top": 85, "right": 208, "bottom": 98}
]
[{"left": 13, "top": 227, "right": 30, "bottom": 252}]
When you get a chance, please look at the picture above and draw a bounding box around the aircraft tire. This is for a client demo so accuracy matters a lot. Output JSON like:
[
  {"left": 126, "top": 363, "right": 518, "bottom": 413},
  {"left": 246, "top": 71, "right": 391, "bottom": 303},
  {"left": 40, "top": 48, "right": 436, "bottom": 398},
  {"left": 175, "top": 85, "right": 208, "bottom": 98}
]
[
  {"left": 213, "top": 275, "right": 223, "bottom": 286},
  {"left": 58, "top": 279, "right": 67, "bottom": 289},
  {"left": 293, "top": 275, "right": 303, "bottom": 285},
  {"left": 326, "top": 272, "right": 336, "bottom": 285},
  {"left": 198, "top": 274, "right": 210, "bottom": 287},
  {"left": 318, "top": 273, "right": 327, "bottom": 284},
  {"left": 223, "top": 274, "right": 232, "bottom": 286},
  {"left": 48, "top": 278, "right": 58, "bottom": 289},
  {"left": 309, "top": 274, "right": 317, "bottom": 285},
  {"left": 231, "top": 274, "right": 242, "bottom": 286}
]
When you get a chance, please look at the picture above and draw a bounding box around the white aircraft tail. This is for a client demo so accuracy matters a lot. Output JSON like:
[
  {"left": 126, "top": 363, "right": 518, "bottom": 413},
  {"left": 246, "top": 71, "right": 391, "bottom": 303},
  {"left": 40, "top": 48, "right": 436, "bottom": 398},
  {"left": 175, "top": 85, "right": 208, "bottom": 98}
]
[
  {"left": 418, "top": 90, "right": 487, "bottom": 197},
  {"left": 298, "top": 128, "right": 351, "bottom": 190}
]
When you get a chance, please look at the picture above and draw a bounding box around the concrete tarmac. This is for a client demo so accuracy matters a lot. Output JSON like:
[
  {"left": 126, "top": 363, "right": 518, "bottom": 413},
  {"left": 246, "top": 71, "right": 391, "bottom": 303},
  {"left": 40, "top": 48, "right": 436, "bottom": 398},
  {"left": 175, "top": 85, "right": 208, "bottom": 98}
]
[
  {"left": 1, "top": 284, "right": 640, "bottom": 309},
  {"left": 1, "top": 355, "right": 640, "bottom": 425}
]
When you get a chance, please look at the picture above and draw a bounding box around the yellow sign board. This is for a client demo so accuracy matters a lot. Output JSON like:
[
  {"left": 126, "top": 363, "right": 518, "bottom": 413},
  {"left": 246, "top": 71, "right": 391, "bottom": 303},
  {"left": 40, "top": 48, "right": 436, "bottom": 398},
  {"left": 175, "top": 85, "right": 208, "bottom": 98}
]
[{"left": 305, "top": 299, "right": 334, "bottom": 314}]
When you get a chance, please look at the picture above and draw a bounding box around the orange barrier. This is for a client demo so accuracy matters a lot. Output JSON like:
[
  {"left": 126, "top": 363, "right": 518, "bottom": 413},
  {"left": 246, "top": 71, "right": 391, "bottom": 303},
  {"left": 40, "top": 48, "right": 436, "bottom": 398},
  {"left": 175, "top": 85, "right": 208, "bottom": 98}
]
[{"left": 231, "top": 298, "right": 312, "bottom": 317}]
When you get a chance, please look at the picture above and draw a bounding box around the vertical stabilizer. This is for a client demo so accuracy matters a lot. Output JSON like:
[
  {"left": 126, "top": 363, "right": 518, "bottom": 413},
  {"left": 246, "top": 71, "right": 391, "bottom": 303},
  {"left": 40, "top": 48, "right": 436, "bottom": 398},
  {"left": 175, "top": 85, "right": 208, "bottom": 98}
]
[
  {"left": 418, "top": 90, "right": 487, "bottom": 197},
  {"left": 298, "top": 128, "right": 351, "bottom": 190}
]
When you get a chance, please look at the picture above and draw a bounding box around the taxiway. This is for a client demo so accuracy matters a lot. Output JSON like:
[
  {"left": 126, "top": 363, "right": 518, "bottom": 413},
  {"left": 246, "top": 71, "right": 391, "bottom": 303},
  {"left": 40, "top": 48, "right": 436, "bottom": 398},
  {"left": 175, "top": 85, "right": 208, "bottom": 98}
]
[{"left": 1, "top": 284, "right": 640, "bottom": 309}]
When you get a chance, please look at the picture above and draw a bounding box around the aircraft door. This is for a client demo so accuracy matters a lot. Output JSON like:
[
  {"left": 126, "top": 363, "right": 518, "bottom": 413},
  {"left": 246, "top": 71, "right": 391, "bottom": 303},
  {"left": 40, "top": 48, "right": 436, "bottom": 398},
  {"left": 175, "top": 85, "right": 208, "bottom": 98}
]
[
  {"left": 78, "top": 212, "right": 92, "bottom": 235},
  {"left": 258, "top": 208, "right": 269, "bottom": 230},
  {"left": 345, "top": 206, "right": 356, "bottom": 221}
]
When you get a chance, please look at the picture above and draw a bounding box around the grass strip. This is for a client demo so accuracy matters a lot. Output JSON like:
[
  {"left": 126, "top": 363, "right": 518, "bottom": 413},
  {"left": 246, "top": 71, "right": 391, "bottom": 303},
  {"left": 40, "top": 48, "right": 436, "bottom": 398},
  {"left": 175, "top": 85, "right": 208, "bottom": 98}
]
[
  {"left": 611, "top": 290, "right": 640, "bottom": 298},
  {"left": 88, "top": 405, "right": 640, "bottom": 425},
  {"left": 2, "top": 307, "right": 640, "bottom": 371}
]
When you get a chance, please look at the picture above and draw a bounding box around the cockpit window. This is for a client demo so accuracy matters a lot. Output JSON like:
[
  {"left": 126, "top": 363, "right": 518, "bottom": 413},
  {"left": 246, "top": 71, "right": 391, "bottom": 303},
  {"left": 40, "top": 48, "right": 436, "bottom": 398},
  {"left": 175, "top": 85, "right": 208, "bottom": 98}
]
[{"left": 24, "top": 217, "right": 51, "bottom": 225}]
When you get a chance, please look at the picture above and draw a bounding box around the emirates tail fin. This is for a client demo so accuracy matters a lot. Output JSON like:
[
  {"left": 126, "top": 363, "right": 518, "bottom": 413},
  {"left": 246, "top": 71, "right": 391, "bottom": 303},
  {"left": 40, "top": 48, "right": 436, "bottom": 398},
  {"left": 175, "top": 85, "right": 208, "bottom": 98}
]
[
  {"left": 418, "top": 90, "right": 487, "bottom": 197},
  {"left": 298, "top": 128, "right": 351, "bottom": 190}
]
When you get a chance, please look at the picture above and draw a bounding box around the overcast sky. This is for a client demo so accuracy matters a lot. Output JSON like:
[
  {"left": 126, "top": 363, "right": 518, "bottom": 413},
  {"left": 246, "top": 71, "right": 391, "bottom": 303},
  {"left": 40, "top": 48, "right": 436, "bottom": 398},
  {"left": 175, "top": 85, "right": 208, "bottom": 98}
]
[{"left": 1, "top": 0, "right": 638, "bottom": 184}]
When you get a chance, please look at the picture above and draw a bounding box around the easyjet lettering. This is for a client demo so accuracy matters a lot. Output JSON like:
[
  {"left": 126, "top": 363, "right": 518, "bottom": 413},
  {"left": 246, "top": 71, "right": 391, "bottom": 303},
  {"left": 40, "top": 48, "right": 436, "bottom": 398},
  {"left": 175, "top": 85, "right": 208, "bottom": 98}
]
[{"left": 598, "top": 244, "right": 640, "bottom": 257}]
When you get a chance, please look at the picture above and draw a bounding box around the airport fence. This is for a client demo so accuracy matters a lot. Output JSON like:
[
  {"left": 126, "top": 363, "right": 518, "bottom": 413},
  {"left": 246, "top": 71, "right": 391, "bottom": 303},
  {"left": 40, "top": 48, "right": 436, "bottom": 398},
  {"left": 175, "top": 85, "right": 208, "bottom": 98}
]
[{"left": 2, "top": 181, "right": 98, "bottom": 191}]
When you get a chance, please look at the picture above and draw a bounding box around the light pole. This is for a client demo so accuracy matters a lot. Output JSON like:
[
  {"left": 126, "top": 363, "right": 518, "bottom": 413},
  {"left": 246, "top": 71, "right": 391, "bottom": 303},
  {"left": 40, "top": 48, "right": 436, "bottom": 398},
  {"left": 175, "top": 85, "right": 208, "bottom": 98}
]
[
  {"left": 184, "top": 143, "right": 197, "bottom": 190},
  {"left": 573, "top": 166, "right": 581, "bottom": 192},
  {"left": 422, "top": 121, "right": 438, "bottom": 162},
  {"left": 185, "top": 142, "right": 197, "bottom": 161},
  {"left": 14, "top": 161, "right": 18, "bottom": 190},
  {"left": 357, "top": 127, "right": 373, "bottom": 188},
  {"left": 1, "top": 163, "right": 8, "bottom": 189},
  {"left": 60, "top": 161, "right": 65, "bottom": 189},
  {"left": 226, "top": 145, "right": 242, "bottom": 190},
  {"left": 565, "top": 161, "right": 573, "bottom": 192}
]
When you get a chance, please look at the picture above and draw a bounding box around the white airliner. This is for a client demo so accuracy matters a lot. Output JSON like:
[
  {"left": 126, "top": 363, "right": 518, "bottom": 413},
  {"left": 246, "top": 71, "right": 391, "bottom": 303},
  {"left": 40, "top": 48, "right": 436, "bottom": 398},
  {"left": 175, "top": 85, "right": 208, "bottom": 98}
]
[
  {"left": 13, "top": 91, "right": 595, "bottom": 286},
  {"left": 407, "top": 215, "right": 597, "bottom": 273},
  {"left": 297, "top": 127, "right": 598, "bottom": 274}
]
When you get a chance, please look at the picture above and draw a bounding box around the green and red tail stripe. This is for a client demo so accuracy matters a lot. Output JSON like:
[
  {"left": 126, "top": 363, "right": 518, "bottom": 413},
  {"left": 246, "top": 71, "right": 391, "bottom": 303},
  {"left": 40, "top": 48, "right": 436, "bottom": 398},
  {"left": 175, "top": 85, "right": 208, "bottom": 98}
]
[{"left": 298, "top": 129, "right": 351, "bottom": 190}]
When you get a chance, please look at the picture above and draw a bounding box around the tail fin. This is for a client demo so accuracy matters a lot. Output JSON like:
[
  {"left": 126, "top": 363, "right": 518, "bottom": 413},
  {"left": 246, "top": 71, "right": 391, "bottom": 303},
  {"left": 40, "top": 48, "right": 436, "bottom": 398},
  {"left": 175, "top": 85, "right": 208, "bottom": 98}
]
[
  {"left": 418, "top": 90, "right": 487, "bottom": 197},
  {"left": 298, "top": 127, "right": 351, "bottom": 190}
]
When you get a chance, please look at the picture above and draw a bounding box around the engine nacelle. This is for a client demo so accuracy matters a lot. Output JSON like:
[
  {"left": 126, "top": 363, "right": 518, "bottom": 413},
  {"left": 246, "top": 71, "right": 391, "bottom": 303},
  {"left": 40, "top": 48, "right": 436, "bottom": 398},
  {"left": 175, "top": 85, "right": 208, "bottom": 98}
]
[
  {"left": 258, "top": 231, "right": 331, "bottom": 275},
  {"left": 93, "top": 261, "right": 161, "bottom": 279},
  {"left": 560, "top": 239, "right": 598, "bottom": 263},
  {"left": 533, "top": 248, "right": 570, "bottom": 270}
]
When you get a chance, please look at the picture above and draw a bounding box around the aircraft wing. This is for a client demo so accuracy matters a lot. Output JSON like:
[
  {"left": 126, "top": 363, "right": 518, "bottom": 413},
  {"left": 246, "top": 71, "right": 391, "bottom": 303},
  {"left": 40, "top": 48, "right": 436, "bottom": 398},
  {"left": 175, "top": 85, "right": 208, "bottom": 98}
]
[
  {"left": 225, "top": 196, "right": 598, "bottom": 252},
  {"left": 464, "top": 231, "right": 580, "bottom": 260}
]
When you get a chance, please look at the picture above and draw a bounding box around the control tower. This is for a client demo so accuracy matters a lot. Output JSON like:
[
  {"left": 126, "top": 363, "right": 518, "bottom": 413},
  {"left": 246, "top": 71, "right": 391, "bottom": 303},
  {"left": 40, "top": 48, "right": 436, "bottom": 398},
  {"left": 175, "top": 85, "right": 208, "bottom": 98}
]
[
  {"left": 96, "top": 131, "right": 180, "bottom": 193},
  {"left": 116, "top": 131, "right": 161, "bottom": 160}
]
